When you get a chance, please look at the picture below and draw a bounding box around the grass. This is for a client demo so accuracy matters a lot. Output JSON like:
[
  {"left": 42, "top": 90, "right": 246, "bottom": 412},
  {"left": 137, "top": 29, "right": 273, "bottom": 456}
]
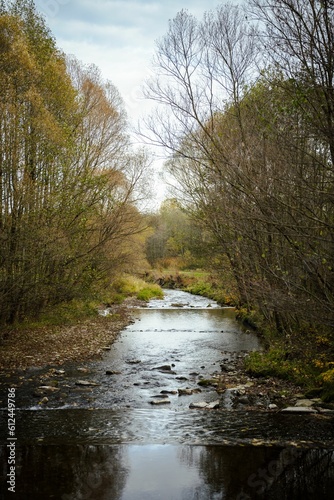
[
  {"left": 244, "top": 344, "right": 334, "bottom": 402},
  {"left": 110, "top": 274, "right": 163, "bottom": 302},
  {"left": 6, "top": 274, "right": 163, "bottom": 331},
  {"left": 15, "top": 299, "right": 99, "bottom": 329},
  {"left": 148, "top": 268, "right": 238, "bottom": 306}
]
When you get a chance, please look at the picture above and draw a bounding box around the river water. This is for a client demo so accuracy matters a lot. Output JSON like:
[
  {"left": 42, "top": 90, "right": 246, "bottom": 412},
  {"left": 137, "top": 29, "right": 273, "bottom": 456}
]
[{"left": 1, "top": 290, "right": 334, "bottom": 499}]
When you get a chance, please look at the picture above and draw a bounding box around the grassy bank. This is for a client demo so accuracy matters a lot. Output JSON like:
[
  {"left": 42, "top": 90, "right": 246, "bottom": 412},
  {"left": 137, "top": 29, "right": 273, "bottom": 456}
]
[
  {"left": 238, "top": 309, "right": 334, "bottom": 403},
  {"left": 147, "top": 268, "right": 238, "bottom": 306},
  {"left": 0, "top": 274, "right": 164, "bottom": 371},
  {"left": 1, "top": 274, "right": 163, "bottom": 332}
]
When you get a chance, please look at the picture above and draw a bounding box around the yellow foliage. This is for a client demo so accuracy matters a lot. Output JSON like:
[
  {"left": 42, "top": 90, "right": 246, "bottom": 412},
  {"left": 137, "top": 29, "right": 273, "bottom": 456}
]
[{"left": 321, "top": 368, "right": 334, "bottom": 384}]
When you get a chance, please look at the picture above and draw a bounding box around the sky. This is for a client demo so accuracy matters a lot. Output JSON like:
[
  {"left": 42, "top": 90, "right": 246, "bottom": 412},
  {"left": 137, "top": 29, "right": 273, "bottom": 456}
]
[{"left": 33, "top": 0, "right": 233, "bottom": 205}]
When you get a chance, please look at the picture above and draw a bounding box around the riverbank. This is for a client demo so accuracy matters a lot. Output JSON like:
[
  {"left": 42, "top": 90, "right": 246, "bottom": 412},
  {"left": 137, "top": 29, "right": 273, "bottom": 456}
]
[{"left": 0, "top": 297, "right": 143, "bottom": 372}]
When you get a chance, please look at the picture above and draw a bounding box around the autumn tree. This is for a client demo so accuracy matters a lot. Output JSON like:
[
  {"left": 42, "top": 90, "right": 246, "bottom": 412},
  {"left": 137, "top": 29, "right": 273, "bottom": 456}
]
[
  {"left": 0, "top": 1, "right": 151, "bottom": 324},
  {"left": 145, "top": 198, "right": 207, "bottom": 268},
  {"left": 143, "top": 2, "right": 334, "bottom": 336}
]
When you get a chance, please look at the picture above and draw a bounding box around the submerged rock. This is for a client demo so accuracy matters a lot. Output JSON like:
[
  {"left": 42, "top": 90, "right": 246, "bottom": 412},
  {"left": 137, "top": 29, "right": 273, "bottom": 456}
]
[
  {"left": 153, "top": 365, "right": 172, "bottom": 371},
  {"left": 77, "top": 367, "right": 90, "bottom": 373}
]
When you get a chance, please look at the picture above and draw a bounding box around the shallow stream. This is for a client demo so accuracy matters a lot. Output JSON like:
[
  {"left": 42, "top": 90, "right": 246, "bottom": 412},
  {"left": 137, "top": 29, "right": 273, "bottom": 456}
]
[{"left": 1, "top": 290, "right": 333, "bottom": 499}]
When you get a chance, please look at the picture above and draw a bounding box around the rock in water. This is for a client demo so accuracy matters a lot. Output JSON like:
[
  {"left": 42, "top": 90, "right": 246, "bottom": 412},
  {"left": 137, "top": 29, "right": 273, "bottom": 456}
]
[{"left": 150, "top": 398, "right": 170, "bottom": 405}]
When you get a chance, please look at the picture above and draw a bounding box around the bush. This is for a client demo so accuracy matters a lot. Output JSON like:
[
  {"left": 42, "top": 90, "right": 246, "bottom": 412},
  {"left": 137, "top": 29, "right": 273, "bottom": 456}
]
[
  {"left": 136, "top": 284, "right": 164, "bottom": 301},
  {"left": 320, "top": 368, "right": 334, "bottom": 402}
]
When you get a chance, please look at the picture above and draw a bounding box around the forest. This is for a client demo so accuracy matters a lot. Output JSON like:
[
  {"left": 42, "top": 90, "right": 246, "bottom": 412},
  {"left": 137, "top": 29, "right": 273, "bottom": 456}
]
[{"left": 0, "top": 1, "right": 333, "bottom": 396}]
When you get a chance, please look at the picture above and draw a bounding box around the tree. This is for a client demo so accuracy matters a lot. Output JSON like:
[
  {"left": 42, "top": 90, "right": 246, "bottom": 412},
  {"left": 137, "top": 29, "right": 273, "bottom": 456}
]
[
  {"left": 143, "top": 2, "right": 334, "bottom": 335},
  {"left": 250, "top": 0, "right": 334, "bottom": 163},
  {"left": 0, "top": 1, "right": 151, "bottom": 324}
]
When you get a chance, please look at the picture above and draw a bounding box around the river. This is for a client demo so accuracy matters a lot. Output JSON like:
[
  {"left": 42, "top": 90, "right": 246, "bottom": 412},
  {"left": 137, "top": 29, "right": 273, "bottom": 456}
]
[{"left": 0, "top": 289, "right": 334, "bottom": 499}]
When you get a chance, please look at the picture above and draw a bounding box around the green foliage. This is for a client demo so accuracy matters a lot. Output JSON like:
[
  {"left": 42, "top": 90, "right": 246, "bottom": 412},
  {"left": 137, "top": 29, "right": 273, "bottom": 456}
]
[
  {"left": 136, "top": 284, "right": 164, "bottom": 301},
  {"left": 145, "top": 198, "right": 208, "bottom": 269},
  {"left": 18, "top": 299, "right": 98, "bottom": 328},
  {"left": 319, "top": 369, "right": 334, "bottom": 402},
  {"left": 244, "top": 348, "right": 317, "bottom": 386},
  {"left": 182, "top": 272, "right": 237, "bottom": 306}
]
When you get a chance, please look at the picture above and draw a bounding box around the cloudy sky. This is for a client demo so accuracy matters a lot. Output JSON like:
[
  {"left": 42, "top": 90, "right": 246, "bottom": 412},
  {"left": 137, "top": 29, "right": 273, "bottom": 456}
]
[
  {"left": 35, "top": 0, "right": 229, "bottom": 124},
  {"left": 34, "top": 0, "right": 234, "bottom": 205}
]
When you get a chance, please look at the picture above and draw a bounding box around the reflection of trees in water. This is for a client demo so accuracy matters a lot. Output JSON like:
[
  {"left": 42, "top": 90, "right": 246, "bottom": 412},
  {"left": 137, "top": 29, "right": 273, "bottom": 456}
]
[
  {"left": 178, "top": 445, "right": 334, "bottom": 500},
  {"left": 178, "top": 445, "right": 282, "bottom": 499},
  {"left": 12, "top": 445, "right": 128, "bottom": 500},
  {"left": 259, "top": 448, "right": 334, "bottom": 500}
]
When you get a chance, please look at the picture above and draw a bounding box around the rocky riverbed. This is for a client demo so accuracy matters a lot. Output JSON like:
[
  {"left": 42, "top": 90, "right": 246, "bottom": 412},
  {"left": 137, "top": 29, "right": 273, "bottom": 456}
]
[{"left": 1, "top": 295, "right": 333, "bottom": 416}]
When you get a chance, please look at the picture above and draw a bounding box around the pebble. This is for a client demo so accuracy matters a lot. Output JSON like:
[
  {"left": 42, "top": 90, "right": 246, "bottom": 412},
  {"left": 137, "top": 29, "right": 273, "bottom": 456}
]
[
  {"left": 75, "top": 380, "right": 100, "bottom": 387},
  {"left": 38, "top": 386, "right": 60, "bottom": 392}
]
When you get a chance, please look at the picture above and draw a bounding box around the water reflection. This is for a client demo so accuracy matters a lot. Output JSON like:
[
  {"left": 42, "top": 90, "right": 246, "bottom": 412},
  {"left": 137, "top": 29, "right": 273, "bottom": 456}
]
[{"left": 1, "top": 444, "right": 333, "bottom": 499}]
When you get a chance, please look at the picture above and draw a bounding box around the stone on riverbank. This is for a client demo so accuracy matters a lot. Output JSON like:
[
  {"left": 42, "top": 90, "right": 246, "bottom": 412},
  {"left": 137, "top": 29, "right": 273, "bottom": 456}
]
[
  {"left": 75, "top": 380, "right": 100, "bottom": 387},
  {"left": 189, "top": 400, "right": 220, "bottom": 409}
]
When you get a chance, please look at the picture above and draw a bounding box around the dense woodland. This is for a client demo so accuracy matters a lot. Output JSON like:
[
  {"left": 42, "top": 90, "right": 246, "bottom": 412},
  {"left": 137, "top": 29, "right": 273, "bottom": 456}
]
[
  {"left": 1, "top": 1, "right": 334, "bottom": 391},
  {"left": 0, "top": 0, "right": 150, "bottom": 324},
  {"left": 143, "top": 1, "right": 334, "bottom": 356}
]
